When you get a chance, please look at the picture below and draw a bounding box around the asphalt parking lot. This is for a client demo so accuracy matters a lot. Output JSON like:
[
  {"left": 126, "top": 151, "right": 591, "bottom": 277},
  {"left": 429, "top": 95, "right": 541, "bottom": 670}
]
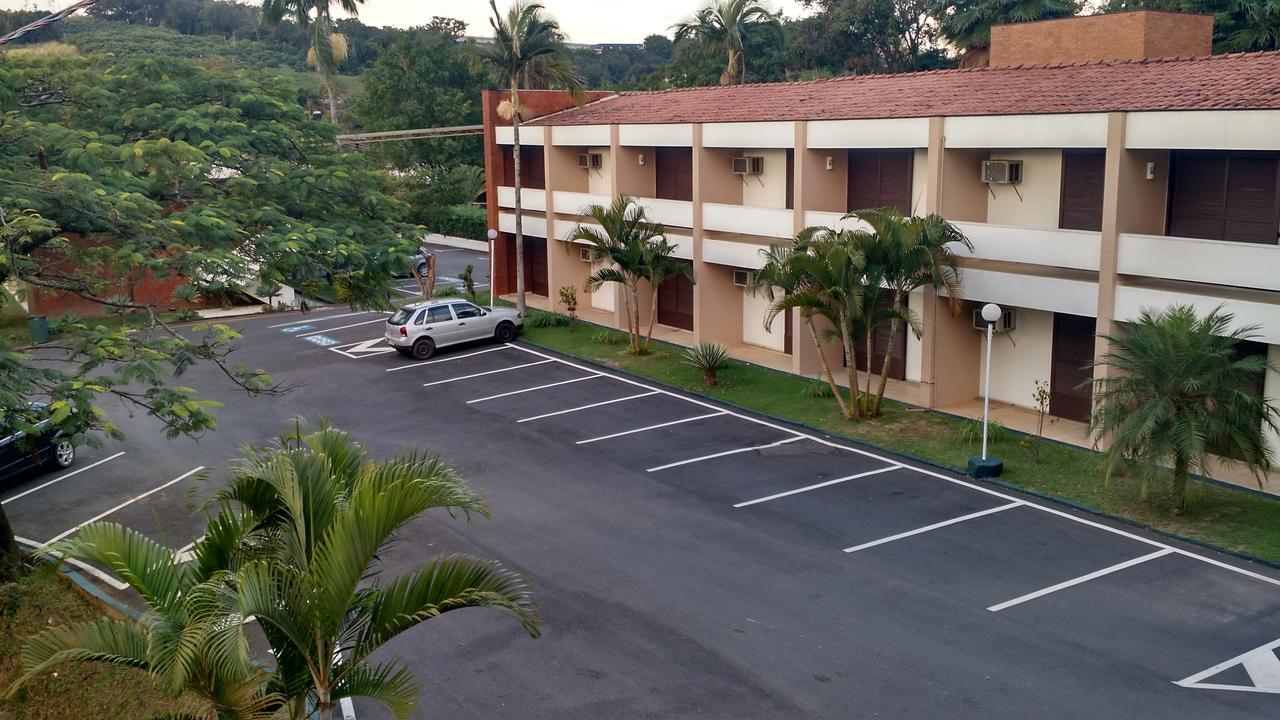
[{"left": 4, "top": 294, "right": 1280, "bottom": 718}]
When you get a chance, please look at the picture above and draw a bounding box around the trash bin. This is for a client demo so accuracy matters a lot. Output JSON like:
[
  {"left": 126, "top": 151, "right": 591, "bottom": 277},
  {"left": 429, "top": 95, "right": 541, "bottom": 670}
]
[{"left": 26, "top": 315, "right": 49, "bottom": 344}]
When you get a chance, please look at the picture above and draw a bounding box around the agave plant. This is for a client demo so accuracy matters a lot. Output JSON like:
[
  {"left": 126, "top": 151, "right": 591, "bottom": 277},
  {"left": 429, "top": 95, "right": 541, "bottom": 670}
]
[{"left": 684, "top": 341, "right": 731, "bottom": 386}]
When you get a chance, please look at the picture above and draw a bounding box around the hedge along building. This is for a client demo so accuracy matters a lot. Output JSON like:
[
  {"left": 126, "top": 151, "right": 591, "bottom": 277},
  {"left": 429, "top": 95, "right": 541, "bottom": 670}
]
[{"left": 482, "top": 11, "right": 1280, "bottom": 491}]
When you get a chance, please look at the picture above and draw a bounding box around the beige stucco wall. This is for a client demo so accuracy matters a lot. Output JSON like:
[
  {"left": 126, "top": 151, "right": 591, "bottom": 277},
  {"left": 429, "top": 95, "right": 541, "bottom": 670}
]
[
  {"left": 1116, "top": 148, "right": 1169, "bottom": 236},
  {"left": 906, "top": 290, "right": 924, "bottom": 382},
  {"left": 700, "top": 148, "right": 744, "bottom": 205},
  {"left": 615, "top": 145, "right": 655, "bottom": 198},
  {"left": 586, "top": 147, "right": 612, "bottom": 196},
  {"left": 589, "top": 260, "right": 616, "bottom": 312},
  {"left": 911, "top": 149, "right": 929, "bottom": 216},
  {"left": 547, "top": 146, "right": 588, "bottom": 193},
  {"left": 1266, "top": 345, "right": 1280, "bottom": 455},
  {"left": 986, "top": 150, "right": 1062, "bottom": 229},
  {"left": 695, "top": 262, "right": 743, "bottom": 345},
  {"left": 987, "top": 307, "right": 1054, "bottom": 409},
  {"left": 740, "top": 149, "right": 789, "bottom": 209},
  {"left": 802, "top": 149, "right": 848, "bottom": 214},
  {"left": 742, "top": 285, "right": 786, "bottom": 351},
  {"left": 940, "top": 149, "right": 989, "bottom": 223}
]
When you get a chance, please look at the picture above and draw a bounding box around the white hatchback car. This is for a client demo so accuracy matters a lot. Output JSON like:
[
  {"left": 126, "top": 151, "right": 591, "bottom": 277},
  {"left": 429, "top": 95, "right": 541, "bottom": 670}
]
[{"left": 385, "top": 299, "right": 523, "bottom": 360}]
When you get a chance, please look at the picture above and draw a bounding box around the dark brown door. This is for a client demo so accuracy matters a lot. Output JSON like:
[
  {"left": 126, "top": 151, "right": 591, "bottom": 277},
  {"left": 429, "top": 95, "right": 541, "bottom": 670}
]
[
  {"left": 524, "top": 236, "right": 548, "bottom": 296},
  {"left": 784, "top": 308, "right": 793, "bottom": 355},
  {"left": 1050, "top": 313, "right": 1096, "bottom": 423},
  {"left": 656, "top": 263, "right": 694, "bottom": 331},
  {"left": 785, "top": 149, "right": 795, "bottom": 210},
  {"left": 1214, "top": 340, "right": 1269, "bottom": 460},
  {"left": 1169, "top": 151, "right": 1280, "bottom": 244},
  {"left": 1060, "top": 149, "right": 1106, "bottom": 231},
  {"left": 655, "top": 148, "right": 693, "bottom": 202},
  {"left": 848, "top": 150, "right": 913, "bottom": 215},
  {"left": 498, "top": 146, "right": 545, "bottom": 189},
  {"left": 854, "top": 297, "right": 906, "bottom": 380},
  {"left": 502, "top": 233, "right": 517, "bottom": 291}
]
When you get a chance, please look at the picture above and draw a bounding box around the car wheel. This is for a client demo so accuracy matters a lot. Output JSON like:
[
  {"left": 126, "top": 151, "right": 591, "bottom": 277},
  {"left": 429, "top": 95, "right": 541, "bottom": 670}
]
[
  {"left": 494, "top": 322, "right": 516, "bottom": 343},
  {"left": 411, "top": 337, "right": 436, "bottom": 361},
  {"left": 50, "top": 440, "right": 75, "bottom": 469}
]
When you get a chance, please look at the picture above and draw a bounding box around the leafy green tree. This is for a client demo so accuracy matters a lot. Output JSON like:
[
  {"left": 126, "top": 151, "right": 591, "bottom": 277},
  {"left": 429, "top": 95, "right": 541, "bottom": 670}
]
[
  {"left": 353, "top": 21, "right": 487, "bottom": 168},
  {"left": 0, "top": 52, "right": 413, "bottom": 570},
  {"left": 672, "top": 0, "right": 785, "bottom": 85},
  {"left": 565, "top": 195, "right": 689, "bottom": 355},
  {"left": 478, "top": 0, "right": 584, "bottom": 318},
  {"left": 934, "top": 0, "right": 1080, "bottom": 63},
  {"left": 1091, "top": 306, "right": 1279, "bottom": 514},
  {"left": 800, "top": 0, "right": 952, "bottom": 74},
  {"left": 260, "top": 0, "right": 365, "bottom": 123},
  {"left": 755, "top": 228, "right": 868, "bottom": 419},
  {"left": 847, "top": 209, "right": 969, "bottom": 416}
]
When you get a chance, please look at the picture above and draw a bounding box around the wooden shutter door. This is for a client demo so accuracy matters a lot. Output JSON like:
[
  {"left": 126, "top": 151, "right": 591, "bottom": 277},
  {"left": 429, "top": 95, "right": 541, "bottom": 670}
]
[
  {"left": 1224, "top": 155, "right": 1279, "bottom": 244},
  {"left": 1059, "top": 150, "right": 1105, "bottom": 231},
  {"left": 1049, "top": 313, "right": 1096, "bottom": 423},
  {"left": 1169, "top": 152, "right": 1228, "bottom": 241},
  {"left": 848, "top": 150, "right": 913, "bottom": 215},
  {"left": 655, "top": 148, "right": 693, "bottom": 202}
]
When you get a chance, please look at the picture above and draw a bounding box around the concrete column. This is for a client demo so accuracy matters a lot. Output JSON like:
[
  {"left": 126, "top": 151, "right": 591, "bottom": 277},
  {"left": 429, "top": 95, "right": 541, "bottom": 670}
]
[
  {"left": 917, "top": 117, "right": 948, "bottom": 408},
  {"left": 692, "top": 123, "right": 731, "bottom": 345},
  {"left": 1090, "top": 112, "right": 1127, "bottom": 444},
  {"left": 542, "top": 129, "right": 574, "bottom": 313}
]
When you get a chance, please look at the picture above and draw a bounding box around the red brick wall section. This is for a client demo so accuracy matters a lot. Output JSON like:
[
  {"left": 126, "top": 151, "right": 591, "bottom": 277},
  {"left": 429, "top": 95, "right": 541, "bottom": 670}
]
[
  {"left": 27, "top": 234, "right": 203, "bottom": 318},
  {"left": 989, "top": 11, "right": 1213, "bottom": 67},
  {"left": 483, "top": 89, "right": 612, "bottom": 297}
]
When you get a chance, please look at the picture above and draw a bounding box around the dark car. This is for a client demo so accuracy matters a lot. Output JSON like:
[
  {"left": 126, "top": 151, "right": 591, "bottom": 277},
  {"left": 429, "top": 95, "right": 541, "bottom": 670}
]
[{"left": 0, "top": 405, "right": 75, "bottom": 483}]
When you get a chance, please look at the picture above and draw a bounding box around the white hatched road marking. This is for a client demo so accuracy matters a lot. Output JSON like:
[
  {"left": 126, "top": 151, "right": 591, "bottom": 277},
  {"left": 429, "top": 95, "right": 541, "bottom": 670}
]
[
  {"left": 517, "top": 391, "right": 659, "bottom": 423},
  {"left": 576, "top": 412, "right": 727, "bottom": 445},
  {"left": 297, "top": 318, "right": 388, "bottom": 337},
  {"left": 733, "top": 465, "right": 903, "bottom": 508},
  {"left": 42, "top": 466, "right": 205, "bottom": 546},
  {"left": 501, "top": 344, "right": 1280, "bottom": 591},
  {"left": 467, "top": 374, "right": 602, "bottom": 403},
  {"left": 386, "top": 345, "right": 512, "bottom": 372},
  {"left": 15, "top": 536, "right": 130, "bottom": 591},
  {"left": 647, "top": 436, "right": 804, "bottom": 473},
  {"left": 843, "top": 502, "right": 1024, "bottom": 554},
  {"left": 328, "top": 337, "right": 396, "bottom": 359},
  {"left": 1176, "top": 638, "right": 1280, "bottom": 694},
  {"left": 422, "top": 360, "right": 553, "bottom": 388},
  {"left": 987, "top": 549, "right": 1175, "bottom": 612},
  {"left": 2, "top": 451, "right": 126, "bottom": 505}
]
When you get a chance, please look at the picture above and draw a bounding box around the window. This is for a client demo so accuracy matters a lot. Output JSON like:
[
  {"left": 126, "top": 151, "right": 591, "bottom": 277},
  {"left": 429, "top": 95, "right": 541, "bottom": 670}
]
[
  {"left": 1168, "top": 151, "right": 1279, "bottom": 244},
  {"left": 848, "top": 150, "right": 913, "bottom": 215},
  {"left": 388, "top": 307, "right": 415, "bottom": 326},
  {"left": 452, "top": 303, "right": 483, "bottom": 319},
  {"left": 1059, "top": 150, "right": 1106, "bottom": 231},
  {"left": 426, "top": 306, "right": 454, "bottom": 323},
  {"left": 411, "top": 310, "right": 427, "bottom": 325}
]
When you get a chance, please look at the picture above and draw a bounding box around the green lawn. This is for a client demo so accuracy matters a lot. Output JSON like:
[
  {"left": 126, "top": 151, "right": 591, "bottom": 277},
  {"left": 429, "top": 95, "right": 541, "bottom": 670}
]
[
  {"left": 0, "top": 568, "right": 198, "bottom": 719},
  {"left": 518, "top": 315, "right": 1280, "bottom": 565}
]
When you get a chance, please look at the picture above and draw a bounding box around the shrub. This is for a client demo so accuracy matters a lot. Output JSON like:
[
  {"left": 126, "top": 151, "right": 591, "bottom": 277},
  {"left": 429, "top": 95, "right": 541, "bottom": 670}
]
[
  {"left": 525, "top": 311, "right": 570, "bottom": 328},
  {"left": 683, "top": 341, "right": 731, "bottom": 386},
  {"left": 433, "top": 285, "right": 460, "bottom": 297},
  {"left": 417, "top": 204, "right": 487, "bottom": 241},
  {"left": 592, "top": 329, "right": 627, "bottom": 345},
  {"left": 957, "top": 418, "right": 1008, "bottom": 446},
  {"left": 803, "top": 380, "right": 834, "bottom": 398}
]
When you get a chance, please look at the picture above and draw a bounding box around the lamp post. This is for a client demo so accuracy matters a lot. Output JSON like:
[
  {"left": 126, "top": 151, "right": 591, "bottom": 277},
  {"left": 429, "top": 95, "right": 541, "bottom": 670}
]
[
  {"left": 487, "top": 228, "right": 498, "bottom": 303},
  {"left": 968, "top": 302, "right": 1005, "bottom": 479}
]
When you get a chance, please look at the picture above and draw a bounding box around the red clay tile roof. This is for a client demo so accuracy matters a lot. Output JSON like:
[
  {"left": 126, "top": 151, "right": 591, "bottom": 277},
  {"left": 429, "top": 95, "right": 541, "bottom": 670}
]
[{"left": 529, "top": 51, "right": 1280, "bottom": 126}]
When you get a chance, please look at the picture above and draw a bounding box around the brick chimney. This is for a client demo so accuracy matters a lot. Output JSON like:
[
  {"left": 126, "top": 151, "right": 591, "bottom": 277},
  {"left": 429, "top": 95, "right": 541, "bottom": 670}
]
[{"left": 988, "top": 11, "right": 1213, "bottom": 67}]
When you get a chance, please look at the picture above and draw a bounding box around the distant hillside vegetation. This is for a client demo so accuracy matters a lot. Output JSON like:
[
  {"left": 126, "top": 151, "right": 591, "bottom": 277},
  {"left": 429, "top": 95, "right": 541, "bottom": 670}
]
[{"left": 61, "top": 18, "right": 304, "bottom": 70}]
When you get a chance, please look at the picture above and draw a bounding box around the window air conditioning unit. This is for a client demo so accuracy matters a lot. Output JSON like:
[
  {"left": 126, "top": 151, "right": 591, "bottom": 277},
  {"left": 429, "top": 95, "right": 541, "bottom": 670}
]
[
  {"left": 972, "top": 307, "right": 1018, "bottom": 333},
  {"left": 578, "top": 152, "right": 604, "bottom": 170},
  {"left": 981, "top": 159, "right": 1023, "bottom": 184},
  {"left": 732, "top": 269, "right": 755, "bottom": 287},
  {"left": 578, "top": 246, "right": 592, "bottom": 262},
  {"left": 732, "top": 156, "right": 765, "bottom": 175}
]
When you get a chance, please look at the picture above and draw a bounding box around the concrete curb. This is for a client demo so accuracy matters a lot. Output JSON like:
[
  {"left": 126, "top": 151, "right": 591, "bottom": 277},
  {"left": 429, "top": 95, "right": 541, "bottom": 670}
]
[
  {"left": 515, "top": 334, "right": 1280, "bottom": 572},
  {"left": 425, "top": 233, "right": 488, "bottom": 252}
]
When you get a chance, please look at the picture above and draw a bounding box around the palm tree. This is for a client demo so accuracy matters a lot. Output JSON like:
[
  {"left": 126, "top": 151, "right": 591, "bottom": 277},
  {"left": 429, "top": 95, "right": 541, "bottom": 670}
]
[
  {"left": 8, "top": 518, "right": 283, "bottom": 719},
  {"left": 260, "top": 0, "right": 361, "bottom": 123},
  {"left": 565, "top": 195, "right": 687, "bottom": 355},
  {"left": 935, "top": 0, "right": 1080, "bottom": 64},
  {"left": 847, "top": 209, "right": 970, "bottom": 416},
  {"left": 479, "top": 0, "right": 585, "bottom": 319},
  {"left": 672, "top": 0, "right": 784, "bottom": 85},
  {"left": 754, "top": 228, "right": 868, "bottom": 420},
  {"left": 213, "top": 422, "right": 540, "bottom": 720},
  {"left": 1091, "top": 305, "right": 1280, "bottom": 514}
]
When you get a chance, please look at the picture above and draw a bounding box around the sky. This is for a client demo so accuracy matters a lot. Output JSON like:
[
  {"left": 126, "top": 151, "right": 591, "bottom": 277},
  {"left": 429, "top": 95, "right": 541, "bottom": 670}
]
[{"left": 2, "top": 1, "right": 814, "bottom": 44}]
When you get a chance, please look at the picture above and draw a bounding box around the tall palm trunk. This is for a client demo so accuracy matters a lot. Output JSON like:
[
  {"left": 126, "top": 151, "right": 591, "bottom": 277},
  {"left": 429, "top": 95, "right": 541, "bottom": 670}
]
[
  {"left": 872, "top": 291, "right": 903, "bottom": 417},
  {"left": 326, "top": 80, "right": 338, "bottom": 123},
  {"left": 805, "top": 314, "right": 849, "bottom": 419},
  {"left": 630, "top": 283, "right": 642, "bottom": 354},
  {"left": 839, "top": 309, "right": 861, "bottom": 420},
  {"left": 0, "top": 503, "right": 21, "bottom": 581},
  {"left": 1173, "top": 455, "right": 1190, "bottom": 515},
  {"left": 510, "top": 86, "right": 526, "bottom": 318},
  {"left": 645, "top": 280, "right": 661, "bottom": 352}
]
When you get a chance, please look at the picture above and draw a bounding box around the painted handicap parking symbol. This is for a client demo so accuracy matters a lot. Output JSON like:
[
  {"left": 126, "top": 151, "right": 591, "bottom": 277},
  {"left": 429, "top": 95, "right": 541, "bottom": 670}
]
[
  {"left": 303, "top": 335, "right": 341, "bottom": 347},
  {"left": 279, "top": 325, "right": 315, "bottom": 334},
  {"left": 1176, "top": 638, "right": 1280, "bottom": 694}
]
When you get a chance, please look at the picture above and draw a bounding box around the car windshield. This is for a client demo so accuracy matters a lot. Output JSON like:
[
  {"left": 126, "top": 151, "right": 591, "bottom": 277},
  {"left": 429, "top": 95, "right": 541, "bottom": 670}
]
[{"left": 388, "top": 307, "right": 415, "bottom": 326}]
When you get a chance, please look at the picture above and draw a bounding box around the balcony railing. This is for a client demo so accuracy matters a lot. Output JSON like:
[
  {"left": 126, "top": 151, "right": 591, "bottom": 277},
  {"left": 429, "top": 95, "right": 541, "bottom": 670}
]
[
  {"left": 639, "top": 198, "right": 694, "bottom": 229},
  {"left": 703, "top": 203, "right": 794, "bottom": 239},
  {"left": 552, "top": 191, "right": 609, "bottom": 216},
  {"left": 1118, "top": 233, "right": 1280, "bottom": 293},
  {"left": 951, "top": 222, "right": 1101, "bottom": 271},
  {"left": 496, "top": 186, "right": 547, "bottom": 212}
]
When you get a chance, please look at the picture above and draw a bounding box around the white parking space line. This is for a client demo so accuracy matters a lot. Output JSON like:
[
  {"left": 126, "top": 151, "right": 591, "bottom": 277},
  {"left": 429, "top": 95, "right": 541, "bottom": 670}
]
[
  {"left": 467, "top": 375, "right": 602, "bottom": 403},
  {"left": 267, "top": 310, "right": 381, "bottom": 329},
  {"left": 2, "top": 451, "right": 126, "bottom": 505},
  {"left": 733, "top": 465, "right": 903, "bottom": 508},
  {"left": 15, "top": 536, "right": 131, "bottom": 591},
  {"left": 1177, "top": 638, "right": 1280, "bottom": 694},
  {"left": 843, "top": 502, "right": 1024, "bottom": 554},
  {"left": 647, "top": 436, "right": 804, "bottom": 473},
  {"left": 517, "top": 391, "right": 660, "bottom": 423},
  {"left": 42, "top": 466, "right": 205, "bottom": 546},
  {"left": 576, "top": 412, "right": 727, "bottom": 445},
  {"left": 386, "top": 345, "right": 512, "bottom": 372},
  {"left": 987, "top": 549, "right": 1175, "bottom": 613},
  {"left": 297, "top": 318, "right": 388, "bottom": 337},
  {"left": 422, "top": 360, "right": 553, "bottom": 388},
  {"left": 503, "top": 344, "right": 1280, "bottom": 591}
]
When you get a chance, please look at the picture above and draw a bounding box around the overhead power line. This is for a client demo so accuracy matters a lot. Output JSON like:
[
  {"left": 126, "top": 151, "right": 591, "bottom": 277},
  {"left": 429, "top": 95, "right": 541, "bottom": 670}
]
[{"left": 0, "top": 0, "right": 98, "bottom": 47}]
